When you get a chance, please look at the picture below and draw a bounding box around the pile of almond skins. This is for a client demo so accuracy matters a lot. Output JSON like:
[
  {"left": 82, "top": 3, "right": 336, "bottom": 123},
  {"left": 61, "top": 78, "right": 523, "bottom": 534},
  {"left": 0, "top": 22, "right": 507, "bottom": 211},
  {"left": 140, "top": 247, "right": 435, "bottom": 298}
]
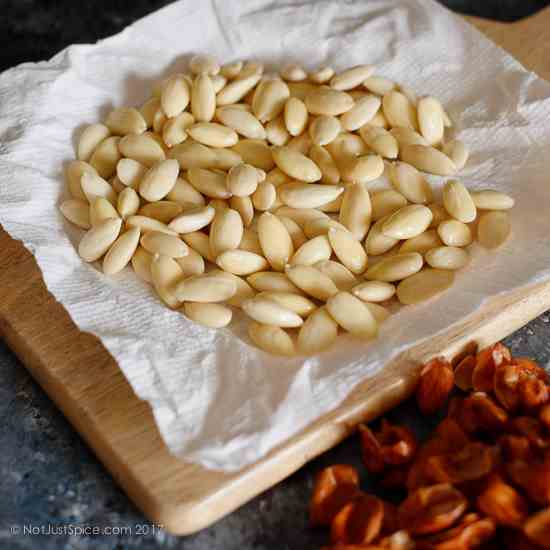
[
  {"left": 310, "top": 342, "right": 550, "bottom": 549},
  {"left": 61, "top": 54, "right": 515, "bottom": 356}
]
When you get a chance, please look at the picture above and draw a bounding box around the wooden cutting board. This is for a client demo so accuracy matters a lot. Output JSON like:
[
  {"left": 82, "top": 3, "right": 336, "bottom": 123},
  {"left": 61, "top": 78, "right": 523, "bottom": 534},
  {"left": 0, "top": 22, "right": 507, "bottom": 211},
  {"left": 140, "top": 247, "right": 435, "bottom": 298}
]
[{"left": 1, "top": 8, "right": 550, "bottom": 536}]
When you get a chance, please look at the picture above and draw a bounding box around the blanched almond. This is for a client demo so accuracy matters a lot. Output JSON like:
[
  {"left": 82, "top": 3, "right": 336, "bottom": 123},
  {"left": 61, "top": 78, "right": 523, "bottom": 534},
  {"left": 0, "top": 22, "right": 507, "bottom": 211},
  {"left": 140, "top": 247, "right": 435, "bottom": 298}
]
[
  {"left": 81, "top": 172, "right": 117, "bottom": 205},
  {"left": 230, "top": 195, "right": 254, "bottom": 227},
  {"left": 352, "top": 280, "right": 395, "bottom": 302},
  {"left": 390, "top": 126, "right": 428, "bottom": 148},
  {"left": 272, "top": 146, "right": 321, "bottom": 182},
  {"left": 181, "top": 231, "right": 215, "bottom": 262},
  {"left": 470, "top": 190, "right": 514, "bottom": 210},
  {"left": 258, "top": 212, "right": 294, "bottom": 272},
  {"left": 285, "top": 264, "right": 338, "bottom": 301},
  {"left": 252, "top": 181, "right": 277, "bottom": 211},
  {"left": 363, "top": 76, "right": 395, "bottom": 95},
  {"left": 417, "top": 96, "right": 444, "bottom": 146},
  {"left": 111, "top": 175, "right": 125, "bottom": 194},
  {"left": 340, "top": 154, "right": 384, "bottom": 184},
  {"left": 140, "top": 97, "right": 160, "bottom": 128},
  {"left": 190, "top": 54, "right": 220, "bottom": 76},
  {"left": 162, "top": 112, "right": 195, "bottom": 147},
  {"left": 437, "top": 219, "right": 472, "bottom": 247},
  {"left": 275, "top": 206, "right": 328, "bottom": 228},
  {"left": 152, "top": 108, "right": 167, "bottom": 134},
  {"left": 187, "top": 122, "right": 238, "bottom": 148},
  {"left": 303, "top": 217, "right": 348, "bottom": 239},
  {"left": 105, "top": 107, "right": 146, "bottom": 136},
  {"left": 89, "top": 197, "right": 119, "bottom": 226},
  {"left": 382, "top": 91, "right": 418, "bottom": 130},
  {"left": 369, "top": 111, "right": 389, "bottom": 129},
  {"left": 281, "top": 64, "right": 307, "bottom": 82},
  {"left": 339, "top": 182, "right": 372, "bottom": 240},
  {"left": 103, "top": 227, "right": 140, "bottom": 275},
  {"left": 279, "top": 182, "right": 343, "bottom": 209},
  {"left": 141, "top": 231, "right": 188, "bottom": 258},
  {"left": 232, "top": 139, "right": 274, "bottom": 171},
  {"left": 89, "top": 136, "right": 121, "bottom": 179},
  {"left": 151, "top": 255, "right": 184, "bottom": 308},
  {"left": 401, "top": 145, "right": 457, "bottom": 176},
  {"left": 78, "top": 218, "right": 122, "bottom": 262},
  {"left": 309, "top": 144, "right": 340, "bottom": 185},
  {"left": 78, "top": 124, "right": 111, "bottom": 162},
  {"left": 119, "top": 134, "right": 166, "bottom": 167},
  {"left": 66, "top": 160, "right": 97, "bottom": 200},
  {"left": 477, "top": 211, "right": 511, "bottom": 249},
  {"left": 211, "top": 74, "right": 226, "bottom": 94},
  {"left": 216, "top": 73, "right": 262, "bottom": 105},
  {"left": 216, "top": 106, "right": 266, "bottom": 140},
  {"left": 359, "top": 125, "right": 399, "bottom": 159},
  {"left": 425, "top": 246, "right": 469, "bottom": 270},
  {"left": 318, "top": 194, "right": 343, "bottom": 213},
  {"left": 161, "top": 75, "right": 190, "bottom": 117},
  {"left": 328, "top": 227, "right": 368, "bottom": 274},
  {"left": 396, "top": 268, "right": 454, "bottom": 304},
  {"left": 221, "top": 60, "right": 243, "bottom": 79},
  {"left": 247, "top": 271, "right": 301, "bottom": 293},
  {"left": 252, "top": 79, "right": 290, "bottom": 123},
  {"left": 248, "top": 322, "right": 295, "bottom": 356},
  {"left": 216, "top": 249, "right": 269, "bottom": 275},
  {"left": 139, "top": 159, "right": 179, "bottom": 202},
  {"left": 239, "top": 228, "right": 263, "bottom": 255},
  {"left": 166, "top": 177, "right": 206, "bottom": 208},
  {"left": 168, "top": 141, "right": 217, "bottom": 170},
  {"left": 213, "top": 147, "right": 242, "bottom": 170},
  {"left": 287, "top": 132, "right": 312, "bottom": 154},
  {"left": 284, "top": 97, "right": 308, "bottom": 136},
  {"left": 138, "top": 201, "right": 182, "bottom": 223},
  {"left": 309, "top": 115, "right": 341, "bottom": 146},
  {"left": 365, "top": 252, "right": 423, "bottom": 282},
  {"left": 175, "top": 272, "right": 236, "bottom": 302},
  {"left": 59, "top": 199, "right": 91, "bottom": 229},
  {"left": 278, "top": 216, "right": 308, "bottom": 250},
  {"left": 326, "top": 291, "right": 378, "bottom": 339},
  {"left": 175, "top": 247, "right": 205, "bottom": 276},
  {"left": 211, "top": 271, "right": 256, "bottom": 306},
  {"left": 131, "top": 246, "right": 153, "bottom": 283},
  {"left": 298, "top": 307, "right": 338, "bottom": 354},
  {"left": 442, "top": 140, "right": 469, "bottom": 170},
  {"left": 116, "top": 158, "right": 147, "bottom": 188},
  {"left": 187, "top": 167, "right": 231, "bottom": 199},
  {"left": 227, "top": 163, "right": 259, "bottom": 196},
  {"left": 364, "top": 216, "right": 399, "bottom": 256},
  {"left": 389, "top": 161, "right": 433, "bottom": 204},
  {"left": 126, "top": 215, "right": 177, "bottom": 235},
  {"left": 371, "top": 189, "right": 408, "bottom": 221},
  {"left": 443, "top": 180, "right": 477, "bottom": 223},
  {"left": 399, "top": 229, "right": 443, "bottom": 254},
  {"left": 340, "top": 95, "right": 381, "bottom": 131},
  {"left": 242, "top": 296, "right": 303, "bottom": 327},
  {"left": 209, "top": 208, "right": 244, "bottom": 257},
  {"left": 290, "top": 235, "right": 332, "bottom": 266},
  {"left": 382, "top": 205, "right": 433, "bottom": 239},
  {"left": 309, "top": 66, "right": 334, "bottom": 84},
  {"left": 330, "top": 65, "right": 375, "bottom": 91},
  {"left": 191, "top": 74, "right": 216, "bottom": 122},
  {"left": 265, "top": 115, "right": 290, "bottom": 146},
  {"left": 314, "top": 260, "right": 357, "bottom": 291},
  {"left": 428, "top": 203, "right": 449, "bottom": 228},
  {"left": 305, "top": 88, "right": 354, "bottom": 116},
  {"left": 183, "top": 302, "right": 232, "bottom": 328}
]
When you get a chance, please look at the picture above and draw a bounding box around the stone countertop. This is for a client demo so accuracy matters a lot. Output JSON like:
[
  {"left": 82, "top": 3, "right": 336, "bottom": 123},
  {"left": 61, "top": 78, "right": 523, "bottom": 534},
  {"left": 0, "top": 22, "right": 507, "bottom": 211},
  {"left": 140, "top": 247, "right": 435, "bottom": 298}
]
[{"left": 1, "top": 1, "right": 550, "bottom": 549}]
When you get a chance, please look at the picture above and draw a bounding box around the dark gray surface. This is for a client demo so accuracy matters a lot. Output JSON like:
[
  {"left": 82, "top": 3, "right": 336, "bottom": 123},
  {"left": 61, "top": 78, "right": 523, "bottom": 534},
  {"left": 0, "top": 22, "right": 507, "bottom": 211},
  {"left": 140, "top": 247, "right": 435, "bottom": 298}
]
[{"left": 1, "top": 1, "right": 550, "bottom": 549}]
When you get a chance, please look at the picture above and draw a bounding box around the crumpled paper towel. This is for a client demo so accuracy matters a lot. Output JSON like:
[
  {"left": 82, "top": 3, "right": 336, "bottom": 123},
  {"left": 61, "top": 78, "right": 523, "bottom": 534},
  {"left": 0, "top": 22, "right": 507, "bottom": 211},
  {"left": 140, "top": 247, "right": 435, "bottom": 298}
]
[{"left": 1, "top": 0, "right": 550, "bottom": 471}]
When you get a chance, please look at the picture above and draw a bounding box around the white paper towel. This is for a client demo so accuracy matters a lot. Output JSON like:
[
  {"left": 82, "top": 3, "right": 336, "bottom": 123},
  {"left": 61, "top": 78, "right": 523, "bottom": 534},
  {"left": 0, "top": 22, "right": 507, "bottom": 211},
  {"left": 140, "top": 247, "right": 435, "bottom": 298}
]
[{"left": 1, "top": 0, "right": 550, "bottom": 471}]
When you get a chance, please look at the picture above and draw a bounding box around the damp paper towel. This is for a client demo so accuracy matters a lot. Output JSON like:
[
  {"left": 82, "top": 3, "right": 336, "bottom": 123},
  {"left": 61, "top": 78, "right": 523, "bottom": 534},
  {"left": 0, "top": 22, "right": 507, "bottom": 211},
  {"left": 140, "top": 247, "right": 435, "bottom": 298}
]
[{"left": 1, "top": 0, "right": 550, "bottom": 471}]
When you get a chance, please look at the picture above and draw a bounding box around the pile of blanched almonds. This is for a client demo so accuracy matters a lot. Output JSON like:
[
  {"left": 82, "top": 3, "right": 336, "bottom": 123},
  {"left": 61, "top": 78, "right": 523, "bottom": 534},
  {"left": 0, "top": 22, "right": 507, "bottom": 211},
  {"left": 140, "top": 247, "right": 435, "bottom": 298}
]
[{"left": 60, "top": 55, "right": 515, "bottom": 356}]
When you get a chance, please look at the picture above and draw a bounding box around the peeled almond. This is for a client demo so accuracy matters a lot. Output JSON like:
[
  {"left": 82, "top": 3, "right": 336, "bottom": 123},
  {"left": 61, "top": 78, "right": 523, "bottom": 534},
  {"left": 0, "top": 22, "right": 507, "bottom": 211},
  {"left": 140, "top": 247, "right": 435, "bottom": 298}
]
[
  {"left": 314, "top": 260, "right": 357, "bottom": 291},
  {"left": 442, "top": 180, "right": 477, "bottom": 223},
  {"left": 168, "top": 205, "right": 215, "bottom": 234},
  {"left": 242, "top": 297, "right": 303, "bottom": 327},
  {"left": 290, "top": 235, "right": 332, "bottom": 266},
  {"left": 442, "top": 140, "right": 469, "bottom": 171},
  {"left": 138, "top": 201, "right": 182, "bottom": 224},
  {"left": 371, "top": 190, "right": 408, "bottom": 221},
  {"left": 184, "top": 302, "right": 232, "bottom": 328},
  {"left": 117, "top": 158, "right": 147, "bottom": 188},
  {"left": 258, "top": 212, "right": 294, "bottom": 272},
  {"left": 425, "top": 246, "right": 469, "bottom": 270},
  {"left": 396, "top": 268, "right": 455, "bottom": 305},
  {"left": 359, "top": 126, "right": 399, "bottom": 159},
  {"left": 126, "top": 215, "right": 177, "bottom": 235},
  {"left": 279, "top": 216, "right": 308, "bottom": 249},
  {"left": 330, "top": 65, "right": 375, "bottom": 91},
  {"left": 340, "top": 95, "right": 381, "bottom": 131},
  {"left": 285, "top": 265, "right": 338, "bottom": 301},
  {"left": 265, "top": 115, "right": 290, "bottom": 146},
  {"left": 248, "top": 322, "right": 295, "bottom": 356},
  {"left": 103, "top": 227, "right": 140, "bottom": 275},
  {"left": 272, "top": 146, "right": 322, "bottom": 182},
  {"left": 247, "top": 272, "right": 301, "bottom": 294},
  {"left": 77, "top": 124, "right": 111, "bottom": 162},
  {"left": 232, "top": 139, "right": 274, "bottom": 171},
  {"left": 401, "top": 145, "right": 457, "bottom": 176},
  {"left": 80, "top": 172, "right": 117, "bottom": 205},
  {"left": 169, "top": 141, "right": 217, "bottom": 170},
  {"left": 105, "top": 107, "right": 146, "bottom": 136},
  {"left": 303, "top": 217, "right": 348, "bottom": 239},
  {"left": 119, "top": 134, "right": 166, "bottom": 167},
  {"left": 140, "top": 97, "right": 160, "bottom": 128},
  {"left": 365, "top": 252, "right": 423, "bottom": 282},
  {"left": 66, "top": 160, "right": 98, "bottom": 200},
  {"left": 309, "top": 66, "right": 335, "bottom": 84},
  {"left": 382, "top": 205, "right": 433, "bottom": 240},
  {"left": 216, "top": 249, "right": 269, "bottom": 275},
  {"left": 298, "top": 307, "right": 338, "bottom": 354},
  {"left": 363, "top": 76, "right": 395, "bottom": 96},
  {"left": 213, "top": 148, "right": 242, "bottom": 170},
  {"left": 305, "top": 88, "right": 354, "bottom": 116},
  {"left": 162, "top": 112, "right": 195, "bottom": 147},
  {"left": 279, "top": 182, "right": 343, "bottom": 209},
  {"left": 221, "top": 60, "right": 243, "bottom": 79},
  {"left": 309, "top": 144, "right": 340, "bottom": 185},
  {"left": 78, "top": 218, "right": 122, "bottom": 262},
  {"left": 326, "top": 292, "right": 378, "bottom": 339},
  {"left": 428, "top": 203, "right": 450, "bottom": 228},
  {"left": 352, "top": 281, "right": 395, "bottom": 302},
  {"left": 191, "top": 74, "right": 216, "bottom": 122},
  {"left": 190, "top": 54, "right": 220, "bottom": 76},
  {"left": 369, "top": 111, "right": 389, "bottom": 129},
  {"left": 281, "top": 64, "right": 307, "bottom": 82},
  {"left": 187, "top": 122, "right": 238, "bottom": 148},
  {"left": 239, "top": 228, "right": 263, "bottom": 255},
  {"left": 175, "top": 247, "right": 205, "bottom": 276},
  {"left": 328, "top": 227, "right": 368, "bottom": 274},
  {"left": 437, "top": 219, "right": 473, "bottom": 247},
  {"left": 365, "top": 216, "right": 399, "bottom": 256},
  {"left": 230, "top": 195, "right": 254, "bottom": 227},
  {"left": 477, "top": 211, "right": 511, "bottom": 249},
  {"left": 417, "top": 96, "right": 444, "bottom": 146},
  {"left": 226, "top": 163, "right": 259, "bottom": 197},
  {"left": 151, "top": 255, "right": 184, "bottom": 308},
  {"left": 399, "top": 229, "right": 443, "bottom": 254},
  {"left": 131, "top": 246, "right": 153, "bottom": 283},
  {"left": 339, "top": 182, "right": 372, "bottom": 240},
  {"left": 161, "top": 75, "right": 190, "bottom": 118},
  {"left": 216, "top": 106, "right": 266, "bottom": 140},
  {"left": 284, "top": 97, "right": 308, "bottom": 136},
  {"left": 187, "top": 167, "right": 231, "bottom": 199},
  {"left": 275, "top": 206, "right": 328, "bottom": 228},
  {"left": 252, "top": 181, "right": 277, "bottom": 211},
  {"left": 212, "top": 271, "right": 256, "bottom": 306},
  {"left": 59, "top": 199, "right": 91, "bottom": 229},
  {"left": 287, "top": 132, "right": 312, "bottom": 154},
  {"left": 166, "top": 177, "right": 206, "bottom": 208},
  {"left": 141, "top": 231, "right": 188, "bottom": 258},
  {"left": 470, "top": 190, "right": 514, "bottom": 210},
  {"left": 175, "top": 273, "right": 236, "bottom": 303},
  {"left": 89, "top": 197, "right": 119, "bottom": 226},
  {"left": 152, "top": 108, "right": 167, "bottom": 134},
  {"left": 181, "top": 231, "right": 215, "bottom": 262},
  {"left": 389, "top": 162, "right": 433, "bottom": 204},
  {"left": 382, "top": 91, "right": 418, "bottom": 130},
  {"left": 139, "top": 159, "right": 179, "bottom": 202},
  {"left": 216, "top": 73, "right": 263, "bottom": 105},
  {"left": 309, "top": 116, "right": 341, "bottom": 146},
  {"left": 209, "top": 208, "right": 244, "bottom": 257},
  {"left": 340, "top": 154, "right": 384, "bottom": 184},
  {"left": 252, "top": 79, "right": 290, "bottom": 123},
  {"left": 89, "top": 136, "right": 121, "bottom": 179},
  {"left": 390, "top": 127, "right": 428, "bottom": 148}
]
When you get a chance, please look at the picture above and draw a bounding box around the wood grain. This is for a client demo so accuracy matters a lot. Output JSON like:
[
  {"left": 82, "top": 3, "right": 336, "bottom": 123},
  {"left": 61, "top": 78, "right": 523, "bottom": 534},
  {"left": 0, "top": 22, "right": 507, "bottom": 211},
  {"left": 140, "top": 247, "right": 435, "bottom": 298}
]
[{"left": 1, "top": 7, "right": 550, "bottom": 535}]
